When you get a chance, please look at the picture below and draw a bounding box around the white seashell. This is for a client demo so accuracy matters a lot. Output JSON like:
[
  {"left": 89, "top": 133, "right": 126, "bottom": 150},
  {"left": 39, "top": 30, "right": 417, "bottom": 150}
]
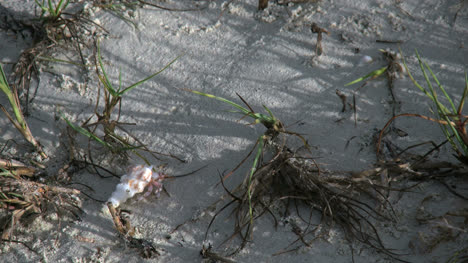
[
  {"left": 358, "top": 55, "right": 373, "bottom": 65},
  {"left": 108, "top": 165, "right": 154, "bottom": 207}
]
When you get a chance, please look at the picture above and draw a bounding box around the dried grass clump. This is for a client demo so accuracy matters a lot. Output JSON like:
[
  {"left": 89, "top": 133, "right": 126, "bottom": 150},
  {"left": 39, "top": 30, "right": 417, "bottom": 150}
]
[
  {"left": 0, "top": 172, "right": 81, "bottom": 241},
  {"left": 189, "top": 91, "right": 401, "bottom": 260},
  {"left": 1, "top": 1, "right": 106, "bottom": 114},
  {"left": 211, "top": 133, "right": 399, "bottom": 259}
]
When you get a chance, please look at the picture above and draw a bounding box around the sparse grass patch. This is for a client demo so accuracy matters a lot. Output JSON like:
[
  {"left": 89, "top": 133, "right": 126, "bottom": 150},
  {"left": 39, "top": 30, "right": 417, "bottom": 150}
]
[
  {"left": 378, "top": 50, "right": 468, "bottom": 165},
  {"left": 0, "top": 1, "right": 100, "bottom": 243},
  {"left": 346, "top": 48, "right": 405, "bottom": 125},
  {"left": 188, "top": 90, "right": 401, "bottom": 260},
  {"left": 3, "top": 0, "right": 106, "bottom": 116},
  {"left": 34, "top": 0, "right": 70, "bottom": 22},
  {"left": 446, "top": 246, "right": 468, "bottom": 263},
  {"left": 0, "top": 63, "right": 47, "bottom": 159},
  {"left": 62, "top": 41, "right": 183, "bottom": 166},
  {"left": 0, "top": 167, "right": 81, "bottom": 240}
]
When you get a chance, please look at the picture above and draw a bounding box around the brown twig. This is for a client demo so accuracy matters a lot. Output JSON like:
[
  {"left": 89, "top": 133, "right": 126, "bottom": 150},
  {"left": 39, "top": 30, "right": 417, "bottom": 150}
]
[
  {"left": 106, "top": 203, "right": 160, "bottom": 258},
  {"left": 335, "top": 89, "right": 349, "bottom": 112},
  {"left": 0, "top": 158, "right": 36, "bottom": 177},
  {"left": 0, "top": 177, "right": 81, "bottom": 239},
  {"left": 258, "top": 0, "right": 269, "bottom": 10},
  {"left": 311, "top": 23, "right": 329, "bottom": 56},
  {"left": 377, "top": 113, "right": 459, "bottom": 154}
]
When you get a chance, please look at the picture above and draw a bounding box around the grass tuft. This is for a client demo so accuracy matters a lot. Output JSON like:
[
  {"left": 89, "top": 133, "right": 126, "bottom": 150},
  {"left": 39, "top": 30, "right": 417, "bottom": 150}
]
[
  {"left": 189, "top": 90, "right": 400, "bottom": 259},
  {"left": 0, "top": 64, "right": 47, "bottom": 159},
  {"left": 34, "top": 0, "right": 70, "bottom": 22},
  {"left": 62, "top": 41, "right": 183, "bottom": 165},
  {"left": 0, "top": 174, "right": 81, "bottom": 240},
  {"left": 378, "top": 50, "right": 468, "bottom": 165}
]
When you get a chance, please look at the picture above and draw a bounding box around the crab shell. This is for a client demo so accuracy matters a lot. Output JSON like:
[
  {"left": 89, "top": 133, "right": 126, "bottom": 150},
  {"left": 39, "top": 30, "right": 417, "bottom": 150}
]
[{"left": 108, "top": 165, "right": 155, "bottom": 207}]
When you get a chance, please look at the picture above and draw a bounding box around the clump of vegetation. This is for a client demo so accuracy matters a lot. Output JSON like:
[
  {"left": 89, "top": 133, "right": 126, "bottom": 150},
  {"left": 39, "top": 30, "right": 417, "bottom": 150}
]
[
  {"left": 188, "top": 90, "right": 400, "bottom": 259},
  {"left": 0, "top": 64, "right": 46, "bottom": 158},
  {"left": 1, "top": 61, "right": 81, "bottom": 244},
  {"left": 62, "top": 41, "right": 182, "bottom": 167},
  {"left": 346, "top": 49, "right": 468, "bottom": 259},
  {"left": 345, "top": 48, "right": 405, "bottom": 126},
  {"left": 0, "top": 0, "right": 100, "bottom": 244},
  {"left": 35, "top": 0, "right": 70, "bottom": 22},
  {"left": 378, "top": 50, "right": 468, "bottom": 165},
  {"left": 3, "top": 0, "right": 106, "bottom": 116},
  {"left": 0, "top": 165, "right": 81, "bottom": 241}
]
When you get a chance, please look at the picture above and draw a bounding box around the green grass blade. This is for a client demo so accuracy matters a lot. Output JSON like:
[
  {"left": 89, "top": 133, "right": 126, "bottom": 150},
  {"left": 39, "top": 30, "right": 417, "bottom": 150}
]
[
  {"left": 189, "top": 89, "right": 277, "bottom": 128},
  {"left": 118, "top": 68, "right": 122, "bottom": 92},
  {"left": 426, "top": 63, "right": 456, "bottom": 113},
  {"left": 62, "top": 113, "right": 144, "bottom": 152},
  {"left": 189, "top": 90, "right": 251, "bottom": 115},
  {"left": 417, "top": 51, "right": 468, "bottom": 156},
  {"left": 119, "top": 54, "right": 183, "bottom": 96},
  {"left": 458, "top": 73, "right": 468, "bottom": 115},
  {"left": 401, "top": 48, "right": 445, "bottom": 114},
  {"left": 416, "top": 54, "right": 463, "bottom": 144},
  {"left": 400, "top": 48, "right": 434, "bottom": 100},
  {"left": 0, "top": 190, "right": 9, "bottom": 199},
  {"left": 420, "top": 56, "right": 457, "bottom": 113},
  {"left": 437, "top": 114, "right": 465, "bottom": 154},
  {"left": 97, "top": 41, "right": 118, "bottom": 97},
  {"left": 345, "top": 66, "right": 388, "bottom": 86},
  {"left": 0, "top": 63, "right": 9, "bottom": 88},
  {"left": 403, "top": 49, "right": 468, "bottom": 159},
  {"left": 262, "top": 105, "right": 275, "bottom": 120},
  {"left": 61, "top": 113, "right": 112, "bottom": 148},
  {"left": 37, "top": 56, "right": 87, "bottom": 68},
  {"left": 415, "top": 51, "right": 451, "bottom": 115},
  {"left": 0, "top": 168, "right": 16, "bottom": 178},
  {"left": 34, "top": 0, "right": 48, "bottom": 13},
  {"left": 0, "top": 64, "right": 25, "bottom": 130},
  {"left": 417, "top": 55, "right": 464, "bottom": 152},
  {"left": 55, "top": 0, "right": 69, "bottom": 16},
  {"left": 48, "top": 0, "right": 56, "bottom": 15},
  {"left": 104, "top": 132, "right": 145, "bottom": 151}
]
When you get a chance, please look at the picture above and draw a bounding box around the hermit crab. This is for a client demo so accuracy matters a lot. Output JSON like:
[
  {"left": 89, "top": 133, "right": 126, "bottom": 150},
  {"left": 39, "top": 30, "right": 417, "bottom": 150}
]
[{"left": 108, "top": 165, "right": 164, "bottom": 208}]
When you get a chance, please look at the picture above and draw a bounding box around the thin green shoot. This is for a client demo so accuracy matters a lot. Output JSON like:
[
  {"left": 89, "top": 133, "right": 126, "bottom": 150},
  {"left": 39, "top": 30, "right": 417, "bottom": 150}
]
[
  {"left": 97, "top": 41, "right": 182, "bottom": 97},
  {"left": 0, "top": 191, "right": 8, "bottom": 200},
  {"left": 61, "top": 112, "right": 142, "bottom": 152},
  {"left": 457, "top": 73, "right": 468, "bottom": 116},
  {"left": 37, "top": 56, "right": 88, "bottom": 68},
  {"left": 63, "top": 41, "right": 182, "bottom": 164},
  {"left": 60, "top": 112, "right": 111, "bottom": 148},
  {"left": 0, "top": 63, "right": 47, "bottom": 159},
  {"left": 445, "top": 246, "right": 468, "bottom": 263},
  {"left": 185, "top": 89, "right": 278, "bottom": 129},
  {"left": 410, "top": 50, "right": 468, "bottom": 157},
  {"left": 34, "top": 0, "right": 70, "bottom": 21},
  {"left": 7, "top": 192, "right": 24, "bottom": 199},
  {"left": 379, "top": 49, "right": 468, "bottom": 163},
  {"left": 0, "top": 168, "right": 16, "bottom": 179},
  {"left": 0, "top": 65, "right": 24, "bottom": 131},
  {"left": 345, "top": 66, "right": 388, "bottom": 86},
  {"left": 94, "top": 1, "right": 140, "bottom": 28},
  {"left": 188, "top": 89, "right": 310, "bottom": 151}
]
